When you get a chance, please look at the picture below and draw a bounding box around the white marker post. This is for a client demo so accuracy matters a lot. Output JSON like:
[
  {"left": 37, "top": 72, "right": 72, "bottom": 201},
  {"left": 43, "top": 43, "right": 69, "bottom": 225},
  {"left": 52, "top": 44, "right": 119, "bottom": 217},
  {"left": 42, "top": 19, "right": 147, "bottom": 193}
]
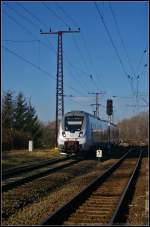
[
  {"left": 29, "top": 140, "right": 33, "bottom": 152},
  {"left": 96, "top": 149, "right": 102, "bottom": 161}
]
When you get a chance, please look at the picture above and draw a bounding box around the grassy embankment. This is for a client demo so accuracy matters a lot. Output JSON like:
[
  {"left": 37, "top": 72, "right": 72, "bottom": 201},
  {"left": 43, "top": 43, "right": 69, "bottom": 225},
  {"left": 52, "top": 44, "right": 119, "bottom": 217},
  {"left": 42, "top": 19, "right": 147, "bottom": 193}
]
[{"left": 2, "top": 148, "right": 60, "bottom": 170}]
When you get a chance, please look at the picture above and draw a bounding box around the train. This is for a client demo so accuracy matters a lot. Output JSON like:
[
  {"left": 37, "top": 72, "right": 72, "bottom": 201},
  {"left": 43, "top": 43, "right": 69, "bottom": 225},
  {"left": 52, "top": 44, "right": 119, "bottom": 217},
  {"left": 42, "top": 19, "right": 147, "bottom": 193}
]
[{"left": 58, "top": 110, "right": 119, "bottom": 155}]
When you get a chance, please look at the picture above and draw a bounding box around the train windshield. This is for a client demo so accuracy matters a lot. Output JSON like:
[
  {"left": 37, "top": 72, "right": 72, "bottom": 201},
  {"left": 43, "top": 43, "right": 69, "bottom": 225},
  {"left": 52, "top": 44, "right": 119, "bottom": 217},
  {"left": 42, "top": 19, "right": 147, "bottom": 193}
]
[{"left": 65, "top": 116, "right": 84, "bottom": 132}]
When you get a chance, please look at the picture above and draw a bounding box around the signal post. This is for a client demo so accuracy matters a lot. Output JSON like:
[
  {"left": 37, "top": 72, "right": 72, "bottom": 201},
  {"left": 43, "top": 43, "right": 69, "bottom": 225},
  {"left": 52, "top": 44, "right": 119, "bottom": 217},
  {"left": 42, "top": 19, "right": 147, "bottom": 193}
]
[{"left": 106, "top": 99, "right": 113, "bottom": 153}]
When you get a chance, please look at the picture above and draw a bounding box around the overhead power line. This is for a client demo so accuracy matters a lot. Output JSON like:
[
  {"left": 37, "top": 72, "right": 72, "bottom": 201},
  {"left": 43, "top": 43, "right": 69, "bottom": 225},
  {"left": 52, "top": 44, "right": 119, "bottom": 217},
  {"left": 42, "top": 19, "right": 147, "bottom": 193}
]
[
  {"left": 94, "top": 2, "right": 128, "bottom": 76},
  {"left": 42, "top": 2, "right": 70, "bottom": 28},
  {"left": 4, "top": 2, "right": 40, "bottom": 29},
  {"left": 136, "top": 49, "right": 147, "bottom": 75},
  {"left": 108, "top": 1, "right": 135, "bottom": 74},
  {"left": 56, "top": 2, "right": 105, "bottom": 90},
  {"left": 3, "top": 10, "right": 55, "bottom": 54},
  {"left": 41, "top": 2, "right": 93, "bottom": 91},
  {"left": 2, "top": 45, "right": 55, "bottom": 79},
  {"left": 65, "top": 96, "right": 92, "bottom": 111},
  {"left": 94, "top": 2, "right": 134, "bottom": 94},
  {"left": 140, "top": 63, "right": 147, "bottom": 76},
  {"left": 55, "top": 2, "right": 80, "bottom": 28},
  {"left": 2, "top": 45, "right": 85, "bottom": 96},
  {"left": 16, "top": 2, "right": 48, "bottom": 28},
  {"left": 3, "top": 39, "right": 40, "bottom": 43},
  {"left": 16, "top": 1, "right": 91, "bottom": 93},
  {"left": 4, "top": 3, "right": 89, "bottom": 94}
]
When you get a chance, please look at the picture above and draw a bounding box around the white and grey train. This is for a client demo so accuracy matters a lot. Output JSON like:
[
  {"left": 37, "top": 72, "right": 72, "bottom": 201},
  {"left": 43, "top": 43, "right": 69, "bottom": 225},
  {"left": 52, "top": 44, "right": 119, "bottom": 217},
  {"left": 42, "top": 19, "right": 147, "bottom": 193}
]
[{"left": 58, "top": 111, "right": 119, "bottom": 154}]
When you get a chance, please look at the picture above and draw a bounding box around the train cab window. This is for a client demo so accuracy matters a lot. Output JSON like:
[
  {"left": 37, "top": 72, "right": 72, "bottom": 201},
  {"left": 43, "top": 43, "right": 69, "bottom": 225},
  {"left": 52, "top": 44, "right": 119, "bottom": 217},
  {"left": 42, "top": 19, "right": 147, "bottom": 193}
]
[{"left": 65, "top": 116, "right": 84, "bottom": 132}]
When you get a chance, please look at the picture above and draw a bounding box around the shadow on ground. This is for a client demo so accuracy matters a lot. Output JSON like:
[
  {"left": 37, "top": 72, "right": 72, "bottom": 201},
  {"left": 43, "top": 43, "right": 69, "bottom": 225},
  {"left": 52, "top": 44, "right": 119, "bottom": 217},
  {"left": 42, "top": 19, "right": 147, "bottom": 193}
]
[{"left": 74, "top": 145, "right": 148, "bottom": 162}]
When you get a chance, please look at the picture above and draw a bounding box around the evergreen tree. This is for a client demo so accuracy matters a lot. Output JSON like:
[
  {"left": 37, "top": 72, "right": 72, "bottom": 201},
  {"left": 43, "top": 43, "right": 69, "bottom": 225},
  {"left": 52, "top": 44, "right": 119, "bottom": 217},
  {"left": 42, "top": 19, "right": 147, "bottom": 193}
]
[
  {"left": 2, "top": 90, "right": 15, "bottom": 129},
  {"left": 13, "top": 92, "right": 29, "bottom": 148},
  {"left": 2, "top": 90, "right": 15, "bottom": 150},
  {"left": 2, "top": 90, "right": 45, "bottom": 150},
  {"left": 14, "top": 92, "right": 28, "bottom": 131},
  {"left": 25, "top": 102, "right": 43, "bottom": 147}
]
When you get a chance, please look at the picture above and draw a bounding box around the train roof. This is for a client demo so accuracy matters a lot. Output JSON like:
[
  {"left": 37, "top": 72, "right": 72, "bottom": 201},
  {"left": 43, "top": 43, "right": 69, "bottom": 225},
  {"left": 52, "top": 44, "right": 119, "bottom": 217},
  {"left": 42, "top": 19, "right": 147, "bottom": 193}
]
[
  {"left": 65, "top": 110, "right": 99, "bottom": 118},
  {"left": 64, "top": 111, "right": 117, "bottom": 127}
]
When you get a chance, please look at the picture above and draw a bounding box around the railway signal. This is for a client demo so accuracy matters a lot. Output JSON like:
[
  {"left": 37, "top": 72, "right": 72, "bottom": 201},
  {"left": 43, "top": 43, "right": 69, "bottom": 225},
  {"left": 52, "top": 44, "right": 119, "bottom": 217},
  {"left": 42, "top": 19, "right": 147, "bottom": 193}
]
[
  {"left": 107, "top": 99, "right": 113, "bottom": 116},
  {"left": 106, "top": 99, "right": 113, "bottom": 152}
]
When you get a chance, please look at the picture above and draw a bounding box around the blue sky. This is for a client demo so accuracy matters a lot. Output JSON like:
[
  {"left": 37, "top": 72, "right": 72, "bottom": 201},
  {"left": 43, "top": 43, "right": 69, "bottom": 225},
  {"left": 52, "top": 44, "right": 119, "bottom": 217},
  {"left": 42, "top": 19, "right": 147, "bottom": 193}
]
[{"left": 2, "top": 1, "right": 148, "bottom": 123}]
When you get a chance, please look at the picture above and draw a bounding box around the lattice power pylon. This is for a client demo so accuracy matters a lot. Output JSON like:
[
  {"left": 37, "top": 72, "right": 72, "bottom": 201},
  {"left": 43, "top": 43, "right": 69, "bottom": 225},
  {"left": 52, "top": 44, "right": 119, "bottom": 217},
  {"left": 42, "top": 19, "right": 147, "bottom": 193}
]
[{"left": 40, "top": 29, "right": 80, "bottom": 146}]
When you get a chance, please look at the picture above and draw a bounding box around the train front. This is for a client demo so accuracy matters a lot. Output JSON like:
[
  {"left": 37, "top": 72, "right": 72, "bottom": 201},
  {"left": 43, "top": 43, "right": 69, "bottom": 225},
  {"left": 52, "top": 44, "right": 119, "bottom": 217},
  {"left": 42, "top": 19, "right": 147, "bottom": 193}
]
[{"left": 58, "top": 112, "right": 87, "bottom": 155}]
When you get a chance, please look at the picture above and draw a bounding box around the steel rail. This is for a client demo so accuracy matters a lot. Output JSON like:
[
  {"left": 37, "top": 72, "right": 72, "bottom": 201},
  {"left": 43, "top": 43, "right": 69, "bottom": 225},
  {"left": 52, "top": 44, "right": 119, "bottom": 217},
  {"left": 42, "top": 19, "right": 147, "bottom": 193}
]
[
  {"left": 41, "top": 148, "right": 134, "bottom": 225},
  {"left": 109, "top": 149, "right": 143, "bottom": 225},
  {"left": 2, "top": 156, "right": 72, "bottom": 180},
  {"left": 2, "top": 157, "right": 81, "bottom": 193}
]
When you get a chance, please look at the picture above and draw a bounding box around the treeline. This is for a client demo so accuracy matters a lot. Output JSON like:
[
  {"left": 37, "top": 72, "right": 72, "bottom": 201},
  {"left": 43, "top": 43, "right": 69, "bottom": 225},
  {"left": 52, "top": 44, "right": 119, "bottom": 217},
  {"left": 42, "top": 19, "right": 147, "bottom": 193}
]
[
  {"left": 2, "top": 90, "right": 56, "bottom": 151},
  {"left": 118, "top": 112, "right": 148, "bottom": 145},
  {"left": 2, "top": 90, "right": 148, "bottom": 150}
]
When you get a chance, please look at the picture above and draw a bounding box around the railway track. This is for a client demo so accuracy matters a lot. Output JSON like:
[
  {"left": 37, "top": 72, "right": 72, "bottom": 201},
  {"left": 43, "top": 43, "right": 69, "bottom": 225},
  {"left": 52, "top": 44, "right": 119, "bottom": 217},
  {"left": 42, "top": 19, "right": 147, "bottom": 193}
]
[
  {"left": 41, "top": 148, "right": 143, "bottom": 225},
  {"left": 2, "top": 156, "right": 72, "bottom": 180},
  {"left": 2, "top": 155, "right": 81, "bottom": 193}
]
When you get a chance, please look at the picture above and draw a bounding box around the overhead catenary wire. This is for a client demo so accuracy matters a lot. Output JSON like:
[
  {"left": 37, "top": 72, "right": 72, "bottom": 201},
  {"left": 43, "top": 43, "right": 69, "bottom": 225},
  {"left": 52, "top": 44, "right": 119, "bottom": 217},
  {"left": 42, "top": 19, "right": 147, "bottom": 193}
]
[
  {"left": 58, "top": 1, "right": 146, "bottom": 116},
  {"left": 65, "top": 96, "right": 92, "bottom": 110},
  {"left": 3, "top": 2, "right": 41, "bottom": 29},
  {"left": 3, "top": 46, "right": 91, "bottom": 115},
  {"left": 41, "top": 2, "right": 93, "bottom": 92},
  {"left": 108, "top": 1, "right": 135, "bottom": 74},
  {"left": 2, "top": 45, "right": 87, "bottom": 97},
  {"left": 3, "top": 3, "right": 89, "bottom": 95},
  {"left": 65, "top": 66, "right": 90, "bottom": 94},
  {"left": 2, "top": 39, "right": 40, "bottom": 43},
  {"left": 94, "top": 2, "right": 129, "bottom": 78},
  {"left": 3, "top": 39, "right": 41, "bottom": 69},
  {"left": 42, "top": 2, "right": 70, "bottom": 28},
  {"left": 55, "top": 2, "right": 80, "bottom": 28},
  {"left": 139, "top": 62, "right": 147, "bottom": 77},
  {"left": 15, "top": 2, "right": 57, "bottom": 53},
  {"left": 3, "top": 10, "right": 55, "bottom": 54},
  {"left": 16, "top": 2, "right": 48, "bottom": 28},
  {"left": 94, "top": 2, "right": 134, "bottom": 95},
  {"left": 16, "top": 1, "right": 91, "bottom": 94},
  {"left": 55, "top": 2, "right": 105, "bottom": 91},
  {"left": 72, "top": 36, "right": 100, "bottom": 91},
  {"left": 48, "top": 2, "right": 102, "bottom": 91},
  {"left": 135, "top": 48, "right": 147, "bottom": 75}
]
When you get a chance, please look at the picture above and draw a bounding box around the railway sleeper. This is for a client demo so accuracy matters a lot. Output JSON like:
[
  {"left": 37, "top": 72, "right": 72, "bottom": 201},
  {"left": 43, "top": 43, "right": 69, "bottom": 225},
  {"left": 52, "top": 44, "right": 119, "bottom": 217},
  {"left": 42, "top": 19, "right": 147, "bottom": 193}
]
[
  {"left": 78, "top": 207, "right": 115, "bottom": 211},
  {"left": 67, "top": 217, "right": 111, "bottom": 223},
  {"left": 70, "top": 211, "right": 112, "bottom": 218},
  {"left": 94, "top": 184, "right": 126, "bottom": 189},
  {"left": 77, "top": 207, "right": 116, "bottom": 213},
  {"left": 87, "top": 197, "right": 118, "bottom": 202},
  {"left": 64, "top": 221, "right": 101, "bottom": 226},
  {"left": 89, "top": 194, "right": 119, "bottom": 198},
  {"left": 92, "top": 192, "right": 122, "bottom": 196},
  {"left": 64, "top": 216, "right": 110, "bottom": 224},
  {"left": 83, "top": 202, "right": 117, "bottom": 208},
  {"left": 69, "top": 212, "right": 111, "bottom": 217}
]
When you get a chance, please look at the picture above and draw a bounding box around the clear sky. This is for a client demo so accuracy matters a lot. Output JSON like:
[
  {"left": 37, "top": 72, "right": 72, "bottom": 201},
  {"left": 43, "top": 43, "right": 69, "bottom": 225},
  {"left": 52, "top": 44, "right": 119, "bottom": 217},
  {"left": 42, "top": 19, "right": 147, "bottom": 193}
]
[{"left": 2, "top": 1, "right": 149, "bottom": 123}]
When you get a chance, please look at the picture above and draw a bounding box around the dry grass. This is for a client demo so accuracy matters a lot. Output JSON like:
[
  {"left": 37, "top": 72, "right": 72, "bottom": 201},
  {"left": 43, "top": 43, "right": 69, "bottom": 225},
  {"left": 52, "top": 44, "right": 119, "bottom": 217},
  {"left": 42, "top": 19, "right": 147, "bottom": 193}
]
[{"left": 2, "top": 148, "right": 59, "bottom": 170}]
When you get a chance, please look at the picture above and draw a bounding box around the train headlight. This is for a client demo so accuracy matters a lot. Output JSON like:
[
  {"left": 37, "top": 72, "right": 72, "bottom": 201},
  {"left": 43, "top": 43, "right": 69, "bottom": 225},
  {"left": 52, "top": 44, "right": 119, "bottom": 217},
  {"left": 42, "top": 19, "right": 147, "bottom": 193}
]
[
  {"left": 62, "top": 131, "right": 66, "bottom": 137},
  {"left": 79, "top": 131, "right": 83, "bottom": 137}
]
